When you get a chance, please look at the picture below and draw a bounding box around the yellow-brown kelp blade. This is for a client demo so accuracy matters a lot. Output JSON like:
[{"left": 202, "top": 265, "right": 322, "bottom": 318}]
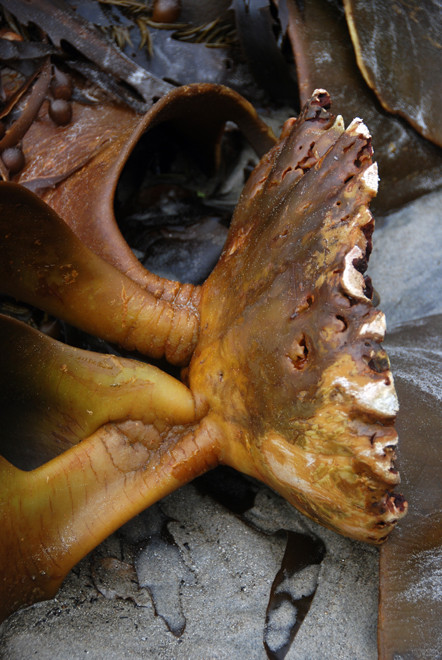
[
  {"left": 0, "top": 418, "right": 218, "bottom": 623},
  {"left": 0, "top": 313, "right": 196, "bottom": 469},
  {"left": 190, "top": 90, "right": 407, "bottom": 544},
  {"left": 0, "top": 183, "right": 199, "bottom": 364}
]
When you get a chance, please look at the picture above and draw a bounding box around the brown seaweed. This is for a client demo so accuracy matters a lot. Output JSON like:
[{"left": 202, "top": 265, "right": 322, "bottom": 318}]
[
  {"left": 344, "top": 0, "right": 442, "bottom": 147},
  {"left": 379, "top": 314, "right": 442, "bottom": 659},
  {"left": 0, "top": 90, "right": 406, "bottom": 624},
  {"left": 283, "top": 0, "right": 442, "bottom": 213}
]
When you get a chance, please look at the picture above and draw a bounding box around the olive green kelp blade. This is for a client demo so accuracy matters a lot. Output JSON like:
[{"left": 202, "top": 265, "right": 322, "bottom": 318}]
[{"left": 0, "top": 313, "right": 196, "bottom": 469}]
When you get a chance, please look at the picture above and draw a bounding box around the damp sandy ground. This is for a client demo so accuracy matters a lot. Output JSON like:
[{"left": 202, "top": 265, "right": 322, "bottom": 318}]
[{"left": 0, "top": 481, "right": 380, "bottom": 660}]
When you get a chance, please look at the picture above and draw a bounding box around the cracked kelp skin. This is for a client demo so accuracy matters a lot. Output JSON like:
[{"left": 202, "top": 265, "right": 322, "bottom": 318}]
[{"left": 0, "top": 89, "right": 407, "bottom": 622}]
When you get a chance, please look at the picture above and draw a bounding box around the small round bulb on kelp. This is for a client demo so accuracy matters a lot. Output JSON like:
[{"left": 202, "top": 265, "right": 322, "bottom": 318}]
[
  {"left": 152, "top": 0, "right": 182, "bottom": 24},
  {"left": 1, "top": 146, "right": 25, "bottom": 174},
  {"left": 49, "top": 99, "right": 72, "bottom": 126}
]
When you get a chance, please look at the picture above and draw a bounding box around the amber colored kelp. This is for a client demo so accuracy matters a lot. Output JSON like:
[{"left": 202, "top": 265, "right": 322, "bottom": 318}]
[
  {"left": 18, "top": 83, "right": 276, "bottom": 294},
  {"left": 188, "top": 90, "right": 406, "bottom": 543},
  {"left": 0, "top": 182, "right": 200, "bottom": 365},
  {"left": 0, "top": 90, "right": 406, "bottom": 623},
  {"left": 0, "top": 314, "right": 197, "bottom": 469}
]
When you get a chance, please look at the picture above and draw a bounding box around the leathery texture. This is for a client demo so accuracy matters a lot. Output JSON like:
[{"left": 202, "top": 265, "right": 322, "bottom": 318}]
[
  {"left": 189, "top": 89, "right": 407, "bottom": 543},
  {"left": 0, "top": 89, "right": 407, "bottom": 623}
]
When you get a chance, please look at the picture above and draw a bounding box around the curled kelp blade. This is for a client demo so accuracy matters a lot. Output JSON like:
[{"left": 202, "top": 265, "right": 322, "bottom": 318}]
[
  {"left": 0, "top": 313, "right": 196, "bottom": 470},
  {"left": 0, "top": 58, "right": 52, "bottom": 159},
  {"left": 17, "top": 83, "right": 275, "bottom": 298},
  {"left": 0, "top": 183, "right": 199, "bottom": 364},
  {"left": 283, "top": 0, "right": 442, "bottom": 213},
  {"left": 379, "top": 314, "right": 442, "bottom": 659},
  {"left": 190, "top": 90, "right": 406, "bottom": 544},
  {"left": 344, "top": 0, "right": 442, "bottom": 148},
  {"left": 0, "top": 416, "right": 218, "bottom": 623}
]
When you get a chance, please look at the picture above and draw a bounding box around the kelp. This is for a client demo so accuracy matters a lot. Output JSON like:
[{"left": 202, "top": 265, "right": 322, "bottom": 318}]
[
  {"left": 344, "top": 0, "right": 442, "bottom": 147},
  {"left": 283, "top": 0, "right": 442, "bottom": 213},
  {"left": 379, "top": 315, "right": 442, "bottom": 659},
  {"left": 0, "top": 91, "right": 407, "bottom": 622}
]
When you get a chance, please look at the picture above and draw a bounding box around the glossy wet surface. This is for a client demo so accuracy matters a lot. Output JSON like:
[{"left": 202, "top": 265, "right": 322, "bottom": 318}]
[
  {"left": 0, "top": 474, "right": 379, "bottom": 659},
  {"left": 1, "top": 186, "right": 441, "bottom": 660}
]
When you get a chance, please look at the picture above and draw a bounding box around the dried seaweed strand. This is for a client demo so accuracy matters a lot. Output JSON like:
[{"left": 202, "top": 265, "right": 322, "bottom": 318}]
[
  {"left": 0, "top": 67, "right": 40, "bottom": 120},
  {"left": 98, "top": 0, "right": 149, "bottom": 14},
  {"left": 102, "top": 24, "right": 134, "bottom": 50},
  {"left": 0, "top": 59, "right": 51, "bottom": 153},
  {"left": 135, "top": 17, "right": 153, "bottom": 55},
  {"left": 173, "top": 18, "right": 237, "bottom": 48}
]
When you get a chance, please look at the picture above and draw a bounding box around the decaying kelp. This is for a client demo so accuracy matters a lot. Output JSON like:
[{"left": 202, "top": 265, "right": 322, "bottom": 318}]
[
  {"left": 0, "top": 89, "right": 407, "bottom": 622},
  {"left": 188, "top": 91, "right": 406, "bottom": 542}
]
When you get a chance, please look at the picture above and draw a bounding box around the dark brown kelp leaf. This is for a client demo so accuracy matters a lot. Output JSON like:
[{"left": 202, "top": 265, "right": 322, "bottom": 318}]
[
  {"left": 344, "top": 0, "right": 442, "bottom": 147},
  {"left": 283, "top": 0, "right": 442, "bottom": 213},
  {"left": 1, "top": 0, "right": 172, "bottom": 110},
  {"left": 0, "top": 37, "right": 55, "bottom": 61},
  {"left": 0, "top": 183, "right": 200, "bottom": 364},
  {"left": 233, "top": 0, "right": 298, "bottom": 104},
  {"left": 379, "top": 314, "right": 442, "bottom": 659},
  {"left": 67, "top": 0, "right": 241, "bottom": 94},
  {"left": 0, "top": 314, "right": 196, "bottom": 469}
]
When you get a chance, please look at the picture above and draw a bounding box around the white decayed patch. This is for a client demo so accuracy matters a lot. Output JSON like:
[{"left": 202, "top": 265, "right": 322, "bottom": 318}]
[
  {"left": 333, "top": 375, "right": 399, "bottom": 417},
  {"left": 362, "top": 163, "right": 379, "bottom": 193},
  {"left": 347, "top": 117, "right": 371, "bottom": 140},
  {"left": 341, "top": 246, "right": 369, "bottom": 300},
  {"left": 359, "top": 312, "right": 386, "bottom": 340}
]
